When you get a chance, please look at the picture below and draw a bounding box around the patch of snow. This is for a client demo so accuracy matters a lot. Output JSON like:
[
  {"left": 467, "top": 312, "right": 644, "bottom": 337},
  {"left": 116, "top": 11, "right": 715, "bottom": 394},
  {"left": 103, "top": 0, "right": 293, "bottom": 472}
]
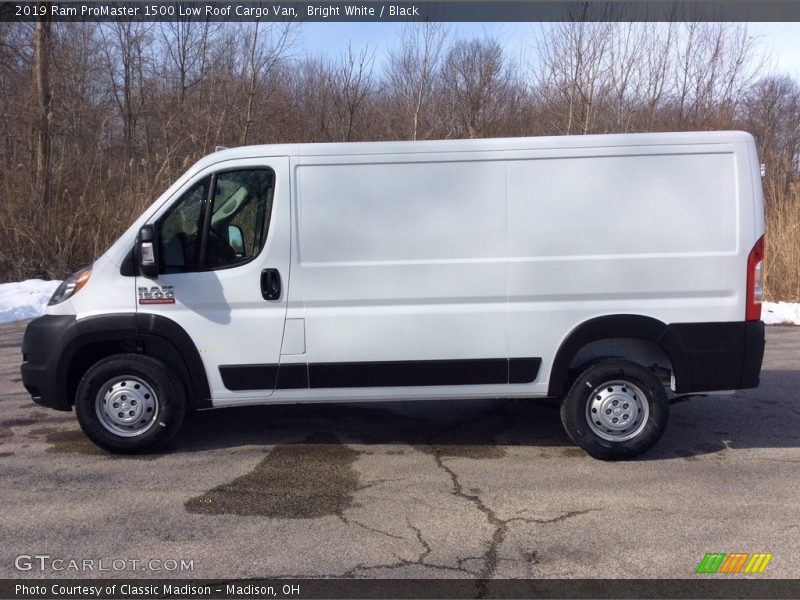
[
  {"left": 0, "top": 279, "right": 61, "bottom": 324},
  {"left": 762, "top": 301, "right": 800, "bottom": 326}
]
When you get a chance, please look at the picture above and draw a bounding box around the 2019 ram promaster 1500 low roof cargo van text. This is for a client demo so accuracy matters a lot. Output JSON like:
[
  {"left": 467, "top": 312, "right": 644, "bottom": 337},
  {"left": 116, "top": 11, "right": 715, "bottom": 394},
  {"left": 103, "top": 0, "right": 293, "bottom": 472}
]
[{"left": 21, "top": 132, "right": 766, "bottom": 459}]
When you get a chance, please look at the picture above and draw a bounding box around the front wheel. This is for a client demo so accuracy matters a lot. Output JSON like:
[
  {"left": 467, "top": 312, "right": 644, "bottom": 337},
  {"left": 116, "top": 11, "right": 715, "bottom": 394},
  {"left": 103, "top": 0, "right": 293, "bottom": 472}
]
[
  {"left": 75, "top": 354, "right": 187, "bottom": 454},
  {"left": 560, "top": 358, "right": 669, "bottom": 460}
]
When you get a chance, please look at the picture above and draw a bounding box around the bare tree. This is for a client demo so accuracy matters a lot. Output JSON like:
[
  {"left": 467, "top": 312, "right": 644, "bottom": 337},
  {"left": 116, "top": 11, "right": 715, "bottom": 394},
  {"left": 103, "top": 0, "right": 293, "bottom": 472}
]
[
  {"left": 328, "top": 44, "right": 377, "bottom": 142},
  {"left": 161, "top": 19, "right": 217, "bottom": 107},
  {"left": 534, "top": 22, "right": 613, "bottom": 135},
  {"left": 99, "top": 22, "right": 152, "bottom": 160},
  {"left": 237, "top": 21, "right": 295, "bottom": 145},
  {"left": 440, "top": 37, "right": 512, "bottom": 138},
  {"left": 744, "top": 75, "right": 800, "bottom": 190},
  {"left": 33, "top": 14, "right": 52, "bottom": 205},
  {"left": 606, "top": 23, "right": 647, "bottom": 132},
  {"left": 669, "top": 23, "right": 760, "bottom": 129},
  {"left": 289, "top": 57, "right": 335, "bottom": 142},
  {"left": 642, "top": 21, "right": 675, "bottom": 129},
  {"left": 387, "top": 23, "right": 448, "bottom": 140}
]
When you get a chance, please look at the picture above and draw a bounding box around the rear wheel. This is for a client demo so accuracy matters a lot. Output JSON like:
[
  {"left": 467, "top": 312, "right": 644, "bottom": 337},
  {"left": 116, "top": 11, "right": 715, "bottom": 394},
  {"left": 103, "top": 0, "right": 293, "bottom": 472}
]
[
  {"left": 560, "top": 358, "right": 669, "bottom": 460},
  {"left": 75, "top": 354, "right": 187, "bottom": 454}
]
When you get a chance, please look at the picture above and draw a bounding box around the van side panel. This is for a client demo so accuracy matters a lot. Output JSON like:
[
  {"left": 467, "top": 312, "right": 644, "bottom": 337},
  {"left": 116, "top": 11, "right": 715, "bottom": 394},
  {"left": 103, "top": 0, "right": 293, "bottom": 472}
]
[
  {"left": 286, "top": 153, "right": 511, "bottom": 397},
  {"left": 506, "top": 143, "right": 750, "bottom": 395}
]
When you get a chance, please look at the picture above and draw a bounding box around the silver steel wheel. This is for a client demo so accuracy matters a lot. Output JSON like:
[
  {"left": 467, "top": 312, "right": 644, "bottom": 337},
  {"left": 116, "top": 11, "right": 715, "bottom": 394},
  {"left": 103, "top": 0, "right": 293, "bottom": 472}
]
[
  {"left": 585, "top": 379, "right": 650, "bottom": 442},
  {"left": 95, "top": 376, "right": 159, "bottom": 437}
]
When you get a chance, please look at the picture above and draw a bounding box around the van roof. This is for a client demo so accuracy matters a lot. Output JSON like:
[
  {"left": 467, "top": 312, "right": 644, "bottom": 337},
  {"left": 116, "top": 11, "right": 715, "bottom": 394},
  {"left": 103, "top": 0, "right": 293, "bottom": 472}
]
[{"left": 196, "top": 130, "right": 753, "bottom": 170}]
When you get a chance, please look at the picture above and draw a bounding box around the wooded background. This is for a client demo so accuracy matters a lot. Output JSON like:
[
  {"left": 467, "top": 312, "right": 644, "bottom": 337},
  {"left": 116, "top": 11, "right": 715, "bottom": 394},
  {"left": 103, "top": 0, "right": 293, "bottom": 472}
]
[{"left": 1, "top": 21, "right": 798, "bottom": 300}]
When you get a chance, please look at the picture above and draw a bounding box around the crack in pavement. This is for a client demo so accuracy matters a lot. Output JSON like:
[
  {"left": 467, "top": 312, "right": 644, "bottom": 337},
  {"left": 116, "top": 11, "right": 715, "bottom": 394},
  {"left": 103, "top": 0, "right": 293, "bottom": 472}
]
[
  {"left": 339, "top": 411, "right": 515, "bottom": 579},
  {"left": 342, "top": 516, "right": 406, "bottom": 540},
  {"left": 341, "top": 520, "right": 475, "bottom": 577},
  {"left": 523, "top": 509, "right": 599, "bottom": 525},
  {"left": 414, "top": 413, "right": 600, "bottom": 585},
  {"left": 409, "top": 522, "right": 433, "bottom": 563},
  {"left": 338, "top": 409, "right": 597, "bottom": 583},
  {"left": 427, "top": 441, "right": 598, "bottom": 584}
]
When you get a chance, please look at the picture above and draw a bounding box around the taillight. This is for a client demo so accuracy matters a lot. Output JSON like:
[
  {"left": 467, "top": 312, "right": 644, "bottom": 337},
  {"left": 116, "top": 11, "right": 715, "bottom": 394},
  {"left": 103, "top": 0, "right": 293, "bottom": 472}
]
[{"left": 746, "top": 235, "right": 765, "bottom": 321}]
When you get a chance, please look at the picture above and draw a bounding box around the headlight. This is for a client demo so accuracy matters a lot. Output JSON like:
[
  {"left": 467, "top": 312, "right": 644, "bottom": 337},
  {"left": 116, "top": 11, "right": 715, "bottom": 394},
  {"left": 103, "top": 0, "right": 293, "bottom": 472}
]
[{"left": 48, "top": 266, "right": 92, "bottom": 306}]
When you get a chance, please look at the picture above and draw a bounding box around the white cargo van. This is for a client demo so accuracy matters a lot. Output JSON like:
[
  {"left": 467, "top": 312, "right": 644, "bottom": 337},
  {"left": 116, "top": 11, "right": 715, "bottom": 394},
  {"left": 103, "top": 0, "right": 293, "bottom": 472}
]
[{"left": 21, "top": 132, "right": 766, "bottom": 459}]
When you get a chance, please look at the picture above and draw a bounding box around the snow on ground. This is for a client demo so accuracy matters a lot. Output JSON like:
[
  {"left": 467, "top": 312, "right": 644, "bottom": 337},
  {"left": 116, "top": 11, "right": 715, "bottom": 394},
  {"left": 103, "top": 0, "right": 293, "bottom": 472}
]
[
  {"left": 0, "top": 278, "right": 799, "bottom": 326},
  {"left": 762, "top": 301, "right": 800, "bottom": 326},
  {"left": 0, "top": 279, "right": 61, "bottom": 324}
]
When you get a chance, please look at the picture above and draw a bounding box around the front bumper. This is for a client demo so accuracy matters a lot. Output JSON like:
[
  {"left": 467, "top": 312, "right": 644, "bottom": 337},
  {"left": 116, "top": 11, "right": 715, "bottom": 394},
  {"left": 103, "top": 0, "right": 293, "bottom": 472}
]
[{"left": 20, "top": 315, "right": 78, "bottom": 411}]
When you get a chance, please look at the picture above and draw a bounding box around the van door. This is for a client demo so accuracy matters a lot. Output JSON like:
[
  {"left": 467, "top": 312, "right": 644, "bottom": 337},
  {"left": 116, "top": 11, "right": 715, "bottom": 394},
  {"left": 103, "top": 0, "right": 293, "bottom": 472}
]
[{"left": 136, "top": 157, "right": 291, "bottom": 404}]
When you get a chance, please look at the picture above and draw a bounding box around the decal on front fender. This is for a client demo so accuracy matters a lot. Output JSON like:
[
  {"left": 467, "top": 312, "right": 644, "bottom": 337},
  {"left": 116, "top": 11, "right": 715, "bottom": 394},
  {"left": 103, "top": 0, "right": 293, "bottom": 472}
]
[{"left": 138, "top": 286, "right": 175, "bottom": 305}]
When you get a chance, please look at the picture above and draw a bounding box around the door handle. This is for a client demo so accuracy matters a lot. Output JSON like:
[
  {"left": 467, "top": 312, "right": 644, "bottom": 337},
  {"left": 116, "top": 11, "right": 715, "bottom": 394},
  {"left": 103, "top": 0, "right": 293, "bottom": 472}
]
[{"left": 261, "top": 268, "right": 281, "bottom": 300}]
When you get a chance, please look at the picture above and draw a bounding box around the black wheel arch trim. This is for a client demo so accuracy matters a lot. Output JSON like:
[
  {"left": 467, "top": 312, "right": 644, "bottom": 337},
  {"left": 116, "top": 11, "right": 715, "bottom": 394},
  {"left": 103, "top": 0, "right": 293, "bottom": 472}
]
[
  {"left": 547, "top": 314, "right": 675, "bottom": 398},
  {"left": 22, "top": 313, "right": 211, "bottom": 411},
  {"left": 547, "top": 314, "right": 764, "bottom": 397}
]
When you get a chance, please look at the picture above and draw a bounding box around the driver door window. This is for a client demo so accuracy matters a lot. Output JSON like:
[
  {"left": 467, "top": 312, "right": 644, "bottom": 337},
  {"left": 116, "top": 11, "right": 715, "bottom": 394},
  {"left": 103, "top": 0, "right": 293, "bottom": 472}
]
[{"left": 160, "top": 169, "right": 274, "bottom": 273}]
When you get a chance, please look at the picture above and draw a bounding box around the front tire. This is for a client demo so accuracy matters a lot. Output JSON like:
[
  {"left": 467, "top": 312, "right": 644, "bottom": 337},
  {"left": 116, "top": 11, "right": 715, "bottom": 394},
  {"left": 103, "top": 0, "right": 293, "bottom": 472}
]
[
  {"left": 75, "top": 354, "right": 187, "bottom": 454},
  {"left": 560, "top": 358, "right": 669, "bottom": 460}
]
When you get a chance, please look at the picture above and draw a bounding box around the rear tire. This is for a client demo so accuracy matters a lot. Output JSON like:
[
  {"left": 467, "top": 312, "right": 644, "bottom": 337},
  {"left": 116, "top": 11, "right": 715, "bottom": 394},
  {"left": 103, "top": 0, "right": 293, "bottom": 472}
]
[
  {"left": 560, "top": 358, "right": 669, "bottom": 460},
  {"left": 75, "top": 353, "right": 187, "bottom": 454}
]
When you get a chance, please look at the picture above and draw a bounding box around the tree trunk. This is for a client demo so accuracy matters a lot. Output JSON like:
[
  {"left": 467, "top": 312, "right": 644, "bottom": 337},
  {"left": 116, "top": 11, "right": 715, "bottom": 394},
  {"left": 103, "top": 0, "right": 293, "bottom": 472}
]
[{"left": 34, "top": 12, "right": 52, "bottom": 206}]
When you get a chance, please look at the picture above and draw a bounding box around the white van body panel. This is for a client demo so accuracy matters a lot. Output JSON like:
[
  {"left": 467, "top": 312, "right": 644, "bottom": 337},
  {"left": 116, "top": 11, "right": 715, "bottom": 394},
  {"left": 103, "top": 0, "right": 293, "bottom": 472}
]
[
  {"left": 51, "top": 131, "right": 764, "bottom": 407},
  {"left": 291, "top": 152, "right": 508, "bottom": 361}
]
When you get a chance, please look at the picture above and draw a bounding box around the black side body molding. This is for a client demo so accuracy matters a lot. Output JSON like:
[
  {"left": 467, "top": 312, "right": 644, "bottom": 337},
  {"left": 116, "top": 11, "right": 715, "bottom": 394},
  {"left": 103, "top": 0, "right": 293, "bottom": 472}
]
[
  {"left": 220, "top": 364, "right": 278, "bottom": 392},
  {"left": 219, "top": 357, "right": 542, "bottom": 391}
]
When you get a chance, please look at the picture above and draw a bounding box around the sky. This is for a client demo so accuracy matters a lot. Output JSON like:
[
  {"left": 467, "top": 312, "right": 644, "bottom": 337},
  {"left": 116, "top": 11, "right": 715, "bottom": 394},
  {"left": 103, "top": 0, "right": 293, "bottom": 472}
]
[{"left": 296, "top": 22, "right": 800, "bottom": 80}]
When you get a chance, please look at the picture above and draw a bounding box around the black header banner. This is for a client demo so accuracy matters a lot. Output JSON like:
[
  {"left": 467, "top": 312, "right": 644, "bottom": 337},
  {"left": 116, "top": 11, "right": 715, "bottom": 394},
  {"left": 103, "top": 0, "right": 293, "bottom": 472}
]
[
  {"left": 4, "top": 579, "right": 800, "bottom": 599},
  {"left": 2, "top": 1, "right": 800, "bottom": 22}
]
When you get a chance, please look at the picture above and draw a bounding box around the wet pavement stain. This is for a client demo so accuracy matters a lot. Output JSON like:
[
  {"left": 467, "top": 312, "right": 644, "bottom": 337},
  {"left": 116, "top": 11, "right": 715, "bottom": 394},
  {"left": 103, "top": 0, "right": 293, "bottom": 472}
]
[
  {"left": 43, "top": 430, "right": 161, "bottom": 460},
  {"left": 417, "top": 444, "right": 505, "bottom": 460},
  {"left": 345, "top": 408, "right": 511, "bottom": 460},
  {"left": 29, "top": 411, "right": 74, "bottom": 422},
  {"left": 558, "top": 448, "right": 586, "bottom": 458},
  {"left": 537, "top": 447, "right": 586, "bottom": 459},
  {"left": 0, "top": 418, "right": 37, "bottom": 427},
  {"left": 30, "top": 427, "right": 62, "bottom": 436},
  {"left": 44, "top": 430, "right": 108, "bottom": 455},
  {"left": 185, "top": 432, "right": 361, "bottom": 518}
]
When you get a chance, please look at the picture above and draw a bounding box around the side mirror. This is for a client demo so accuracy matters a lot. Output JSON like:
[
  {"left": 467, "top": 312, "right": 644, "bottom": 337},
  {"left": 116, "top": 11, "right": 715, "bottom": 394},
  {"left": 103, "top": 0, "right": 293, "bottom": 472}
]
[
  {"left": 136, "top": 225, "right": 159, "bottom": 278},
  {"left": 227, "top": 224, "right": 245, "bottom": 256}
]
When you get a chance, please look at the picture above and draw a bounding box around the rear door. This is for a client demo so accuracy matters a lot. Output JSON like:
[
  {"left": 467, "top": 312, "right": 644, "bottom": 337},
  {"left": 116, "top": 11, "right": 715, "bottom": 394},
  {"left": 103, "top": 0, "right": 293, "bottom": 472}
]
[{"left": 136, "top": 157, "right": 291, "bottom": 404}]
